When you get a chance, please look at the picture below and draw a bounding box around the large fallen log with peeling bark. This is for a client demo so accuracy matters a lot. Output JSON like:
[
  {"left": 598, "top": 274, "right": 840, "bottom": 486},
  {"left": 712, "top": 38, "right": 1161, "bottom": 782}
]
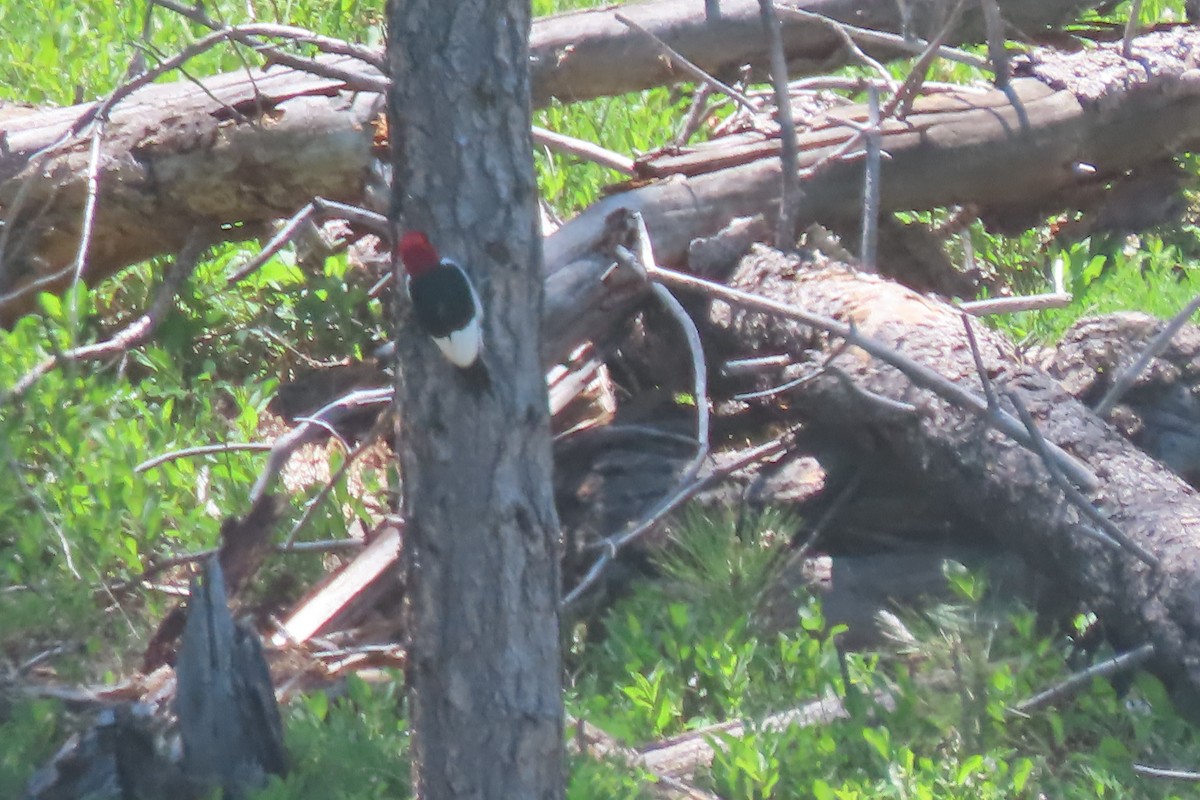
[
  {"left": 695, "top": 245, "right": 1200, "bottom": 720},
  {"left": 544, "top": 27, "right": 1200, "bottom": 362}
]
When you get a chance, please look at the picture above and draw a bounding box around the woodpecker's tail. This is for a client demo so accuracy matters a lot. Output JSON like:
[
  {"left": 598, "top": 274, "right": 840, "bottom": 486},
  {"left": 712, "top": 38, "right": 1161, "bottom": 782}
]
[{"left": 457, "top": 360, "right": 492, "bottom": 396}]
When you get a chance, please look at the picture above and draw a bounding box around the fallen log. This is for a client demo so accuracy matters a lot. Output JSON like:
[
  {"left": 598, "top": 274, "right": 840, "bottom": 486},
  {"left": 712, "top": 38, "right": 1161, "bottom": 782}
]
[
  {"left": 527, "top": 0, "right": 1098, "bottom": 106},
  {"left": 699, "top": 245, "right": 1200, "bottom": 720},
  {"left": 2, "top": 10, "right": 1184, "bottom": 325}
]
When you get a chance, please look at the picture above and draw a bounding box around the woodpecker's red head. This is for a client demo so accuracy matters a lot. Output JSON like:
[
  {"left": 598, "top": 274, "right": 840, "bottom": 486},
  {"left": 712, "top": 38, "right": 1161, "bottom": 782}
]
[{"left": 397, "top": 231, "right": 439, "bottom": 277}]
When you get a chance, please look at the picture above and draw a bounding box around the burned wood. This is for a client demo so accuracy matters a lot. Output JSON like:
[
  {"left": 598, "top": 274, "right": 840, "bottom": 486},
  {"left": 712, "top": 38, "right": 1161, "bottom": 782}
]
[
  {"left": 175, "top": 557, "right": 287, "bottom": 798},
  {"left": 29, "top": 559, "right": 287, "bottom": 800}
]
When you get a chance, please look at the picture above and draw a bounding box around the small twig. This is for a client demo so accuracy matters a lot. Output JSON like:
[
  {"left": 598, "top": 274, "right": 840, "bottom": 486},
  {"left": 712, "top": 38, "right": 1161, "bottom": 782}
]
[
  {"left": 6, "top": 454, "right": 80, "bottom": 580},
  {"left": 959, "top": 293, "right": 1072, "bottom": 316},
  {"left": 731, "top": 338, "right": 846, "bottom": 404},
  {"left": 793, "top": 467, "right": 862, "bottom": 560},
  {"left": 722, "top": 354, "right": 793, "bottom": 375},
  {"left": 67, "top": 122, "right": 106, "bottom": 338},
  {"left": 283, "top": 416, "right": 388, "bottom": 548},
  {"left": 532, "top": 125, "right": 637, "bottom": 176},
  {"left": 786, "top": 76, "right": 985, "bottom": 97},
  {"left": 19, "top": 644, "right": 74, "bottom": 675},
  {"left": 557, "top": 423, "right": 698, "bottom": 448},
  {"left": 3, "top": 234, "right": 205, "bottom": 404},
  {"left": 616, "top": 210, "right": 709, "bottom": 464},
  {"left": 648, "top": 264, "right": 1099, "bottom": 491},
  {"left": 1016, "top": 642, "right": 1154, "bottom": 712},
  {"left": 1123, "top": 0, "right": 1144, "bottom": 58},
  {"left": 1007, "top": 392, "right": 1159, "bottom": 568},
  {"left": 827, "top": 365, "right": 918, "bottom": 414},
  {"left": 758, "top": 0, "right": 801, "bottom": 250},
  {"left": 227, "top": 198, "right": 389, "bottom": 285},
  {"left": 776, "top": 6, "right": 990, "bottom": 72},
  {"left": 250, "top": 387, "right": 392, "bottom": 504},
  {"left": 1094, "top": 292, "right": 1200, "bottom": 418},
  {"left": 614, "top": 13, "right": 759, "bottom": 113},
  {"left": 960, "top": 312, "right": 998, "bottom": 411},
  {"left": 979, "top": 0, "right": 1011, "bottom": 91},
  {"left": 979, "top": 0, "right": 1030, "bottom": 131},
  {"left": 280, "top": 538, "right": 366, "bottom": 554},
  {"left": 779, "top": 7, "right": 897, "bottom": 91},
  {"left": 155, "top": 0, "right": 386, "bottom": 71},
  {"left": 135, "top": 442, "right": 275, "bottom": 474},
  {"left": 675, "top": 83, "right": 716, "bottom": 146},
  {"left": 108, "top": 536, "right": 365, "bottom": 595},
  {"left": 0, "top": 16, "right": 305, "bottom": 281},
  {"left": 859, "top": 85, "right": 881, "bottom": 272},
  {"left": 1132, "top": 764, "right": 1200, "bottom": 781},
  {"left": 882, "top": 1, "right": 964, "bottom": 120}
]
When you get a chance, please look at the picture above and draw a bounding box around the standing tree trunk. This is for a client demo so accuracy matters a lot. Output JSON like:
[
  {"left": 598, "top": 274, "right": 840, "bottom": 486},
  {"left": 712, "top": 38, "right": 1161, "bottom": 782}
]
[{"left": 385, "top": 2, "right": 564, "bottom": 799}]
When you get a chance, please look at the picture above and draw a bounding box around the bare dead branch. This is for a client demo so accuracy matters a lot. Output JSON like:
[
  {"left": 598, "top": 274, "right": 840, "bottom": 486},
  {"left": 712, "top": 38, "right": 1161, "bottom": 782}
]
[
  {"left": 283, "top": 416, "right": 389, "bottom": 549},
  {"left": 1123, "top": 0, "right": 1145, "bottom": 58},
  {"left": 859, "top": 86, "right": 881, "bottom": 271},
  {"left": 979, "top": 0, "right": 1030, "bottom": 130},
  {"left": 135, "top": 442, "right": 276, "bottom": 474},
  {"left": 68, "top": 123, "right": 106, "bottom": 332},
  {"left": 249, "top": 387, "right": 392, "bottom": 504},
  {"left": 758, "top": 0, "right": 801, "bottom": 250},
  {"left": 675, "top": 84, "right": 717, "bottom": 146},
  {"left": 2, "top": 234, "right": 205, "bottom": 404},
  {"left": 1007, "top": 391, "right": 1159, "bottom": 567},
  {"left": 614, "top": 13, "right": 759, "bottom": 113},
  {"left": 562, "top": 432, "right": 795, "bottom": 609},
  {"left": 532, "top": 126, "right": 637, "bottom": 176},
  {"left": 961, "top": 312, "right": 998, "bottom": 411},
  {"left": 959, "top": 293, "right": 1072, "bottom": 316},
  {"left": 882, "top": 1, "right": 964, "bottom": 120},
  {"left": 778, "top": 7, "right": 898, "bottom": 91},
  {"left": 1132, "top": 763, "right": 1200, "bottom": 781},
  {"left": 154, "top": 0, "right": 385, "bottom": 71},
  {"left": 775, "top": 6, "right": 990, "bottom": 72},
  {"left": 1017, "top": 642, "right": 1155, "bottom": 712},
  {"left": 227, "top": 198, "right": 389, "bottom": 285}
]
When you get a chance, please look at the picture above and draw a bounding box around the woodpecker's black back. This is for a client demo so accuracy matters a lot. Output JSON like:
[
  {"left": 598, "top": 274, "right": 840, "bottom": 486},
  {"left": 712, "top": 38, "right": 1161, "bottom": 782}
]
[{"left": 406, "top": 262, "right": 477, "bottom": 338}]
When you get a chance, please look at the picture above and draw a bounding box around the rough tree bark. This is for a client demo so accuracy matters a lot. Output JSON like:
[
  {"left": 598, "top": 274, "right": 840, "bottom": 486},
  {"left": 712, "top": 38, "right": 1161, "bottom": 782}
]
[
  {"left": 386, "top": 1, "right": 564, "bottom": 799},
  {"left": 703, "top": 247, "right": 1200, "bottom": 720}
]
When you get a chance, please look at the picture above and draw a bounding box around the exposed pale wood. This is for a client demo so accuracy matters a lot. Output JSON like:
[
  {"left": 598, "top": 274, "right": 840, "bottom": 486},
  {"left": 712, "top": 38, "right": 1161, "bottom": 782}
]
[
  {"left": 275, "top": 525, "right": 401, "bottom": 646},
  {"left": 528, "top": 0, "right": 1097, "bottom": 106},
  {"left": 0, "top": 60, "right": 383, "bottom": 323}
]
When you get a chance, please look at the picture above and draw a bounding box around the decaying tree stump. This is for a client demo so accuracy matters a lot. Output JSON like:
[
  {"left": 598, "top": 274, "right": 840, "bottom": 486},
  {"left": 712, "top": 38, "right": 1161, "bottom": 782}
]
[
  {"left": 26, "top": 558, "right": 286, "bottom": 800},
  {"left": 175, "top": 557, "right": 288, "bottom": 797}
]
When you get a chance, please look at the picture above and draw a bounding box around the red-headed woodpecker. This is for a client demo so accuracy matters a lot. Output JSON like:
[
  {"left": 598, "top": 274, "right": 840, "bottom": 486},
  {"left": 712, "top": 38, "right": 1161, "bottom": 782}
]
[{"left": 396, "top": 231, "right": 483, "bottom": 369}]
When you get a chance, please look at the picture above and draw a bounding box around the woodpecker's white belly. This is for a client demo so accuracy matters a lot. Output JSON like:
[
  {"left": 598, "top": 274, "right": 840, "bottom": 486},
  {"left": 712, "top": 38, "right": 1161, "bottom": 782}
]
[{"left": 432, "top": 315, "right": 482, "bottom": 368}]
